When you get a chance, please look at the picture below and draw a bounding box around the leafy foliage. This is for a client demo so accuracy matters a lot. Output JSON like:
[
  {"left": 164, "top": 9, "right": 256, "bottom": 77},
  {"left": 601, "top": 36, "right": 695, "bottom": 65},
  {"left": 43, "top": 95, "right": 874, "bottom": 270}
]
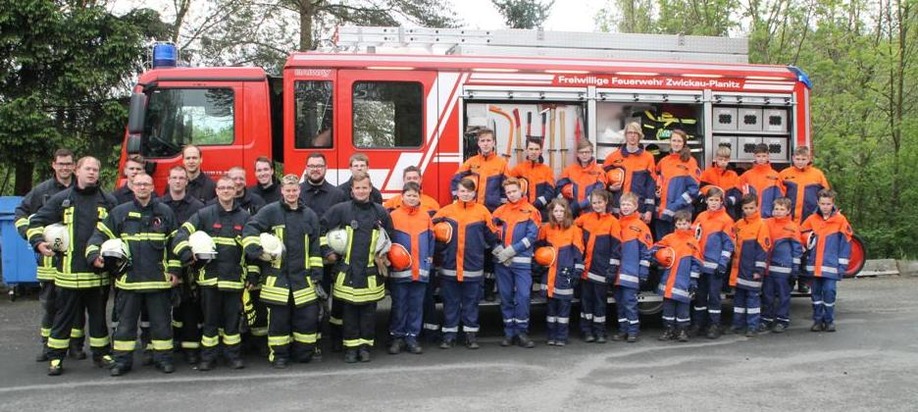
[
  {"left": 597, "top": 0, "right": 918, "bottom": 258},
  {"left": 0, "top": 1, "right": 164, "bottom": 193},
  {"left": 492, "top": 0, "right": 555, "bottom": 29}
]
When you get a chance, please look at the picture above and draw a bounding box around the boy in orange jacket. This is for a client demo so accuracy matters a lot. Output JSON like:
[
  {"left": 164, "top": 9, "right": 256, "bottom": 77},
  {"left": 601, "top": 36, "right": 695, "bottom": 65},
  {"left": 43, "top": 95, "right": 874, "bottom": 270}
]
[
  {"left": 691, "top": 186, "right": 734, "bottom": 339},
  {"left": 762, "top": 197, "right": 803, "bottom": 333},
  {"left": 730, "top": 193, "right": 772, "bottom": 337},
  {"left": 739, "top": 143, "right": 784, "bottom": 218},
  {"left": 779, "top": 146, "right": 830, "bottom": 294},
  {"left": 652, "top": 210, "right": 702, "bottom": 342},
  {"left": 801, "top": 189, "right": 853, "bottom": 332}
]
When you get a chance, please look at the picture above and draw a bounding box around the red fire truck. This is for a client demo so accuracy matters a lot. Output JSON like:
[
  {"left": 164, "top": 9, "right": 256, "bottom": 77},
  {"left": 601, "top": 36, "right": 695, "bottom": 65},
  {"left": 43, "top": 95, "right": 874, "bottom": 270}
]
[{"left": 122, "top": 27, "right": 865, "bottom": 311}]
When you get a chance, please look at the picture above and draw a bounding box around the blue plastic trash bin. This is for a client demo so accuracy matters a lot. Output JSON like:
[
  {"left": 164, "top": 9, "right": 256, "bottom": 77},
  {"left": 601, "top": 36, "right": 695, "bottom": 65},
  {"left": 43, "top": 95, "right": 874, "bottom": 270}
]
[{"left": 0, "top": 196, "right": 39, "bottom": 288}]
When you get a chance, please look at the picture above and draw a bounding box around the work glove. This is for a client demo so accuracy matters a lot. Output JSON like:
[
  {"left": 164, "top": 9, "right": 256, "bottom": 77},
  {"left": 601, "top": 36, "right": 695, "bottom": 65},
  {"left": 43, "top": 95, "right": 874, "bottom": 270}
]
[
  {"left": 314, "top": 283, "right": 328, "bottom": 301},
  {"left": 496, "top": 246, "right": 516, "bottom": 264},
  {"left": 689, "top": 280, "right": 698, "bottom": 294},
  {"left": 491, "top": 245, "right": 505, "bottom": 260}
]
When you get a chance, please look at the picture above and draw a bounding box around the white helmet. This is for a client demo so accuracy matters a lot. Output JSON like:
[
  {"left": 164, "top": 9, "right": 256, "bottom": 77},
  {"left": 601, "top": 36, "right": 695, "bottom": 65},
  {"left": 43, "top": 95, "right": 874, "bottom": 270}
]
[
  {"left": 326, "top": 228, "right": 349, "bottom": 256},
  {"left": 375, "top": 228, "right": 392, "bottom": 256},
  {"left": 43, "top": 223, "right": 69, "bottom": 253},
  {"left": 259, "top": 233, "right": 284, "bottom": 262},
  {"left": 188, "top": 231, "right": 218, "bottom": 261},
  {"left": 100, "top": 238, "right": 131, "bottom": 274}
]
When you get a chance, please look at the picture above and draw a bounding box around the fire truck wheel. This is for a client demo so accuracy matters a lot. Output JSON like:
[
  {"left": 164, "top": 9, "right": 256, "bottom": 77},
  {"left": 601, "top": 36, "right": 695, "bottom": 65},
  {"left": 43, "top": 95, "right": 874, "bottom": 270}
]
[{"left": 638, "top": 300, "right": 664, "bottom": 316}]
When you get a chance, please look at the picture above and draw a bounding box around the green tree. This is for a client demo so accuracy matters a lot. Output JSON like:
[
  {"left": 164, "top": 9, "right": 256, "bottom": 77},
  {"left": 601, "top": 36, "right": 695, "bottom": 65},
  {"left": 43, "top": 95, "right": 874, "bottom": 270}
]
[
  {"left": 596, "top": 0, "right": 656, "bottom": 33},
  {"left": 0, "top": 1, "right": 165, "bottom": 194},
  {"left": 164, "top": 0, "right": 459, "bottom": 71},
  {"left": 492, "top": 0, "right": 555, "bottom": 29}
]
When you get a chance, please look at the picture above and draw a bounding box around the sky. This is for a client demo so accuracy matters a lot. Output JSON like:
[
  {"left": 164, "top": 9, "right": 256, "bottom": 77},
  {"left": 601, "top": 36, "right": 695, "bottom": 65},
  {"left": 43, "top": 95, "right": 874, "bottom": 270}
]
[
  {"left": 450, "top": 0, "right": 607, "bottom": 31},
  {"left": 112, "top": 0, "right": 609, "bottom": 33}
]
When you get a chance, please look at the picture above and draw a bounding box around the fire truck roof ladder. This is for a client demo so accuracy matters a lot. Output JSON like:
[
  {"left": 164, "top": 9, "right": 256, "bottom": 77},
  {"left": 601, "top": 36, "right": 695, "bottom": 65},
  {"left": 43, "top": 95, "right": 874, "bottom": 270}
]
[{"left": 332, "top": 26, "right": 748, "bottom": 64}]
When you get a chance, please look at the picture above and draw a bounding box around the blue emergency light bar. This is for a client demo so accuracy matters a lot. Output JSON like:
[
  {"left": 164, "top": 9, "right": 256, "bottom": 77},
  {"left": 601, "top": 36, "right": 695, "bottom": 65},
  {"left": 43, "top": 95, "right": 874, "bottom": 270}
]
[{"left": 152, "top": 43, "right": 178, "bottom": 69}]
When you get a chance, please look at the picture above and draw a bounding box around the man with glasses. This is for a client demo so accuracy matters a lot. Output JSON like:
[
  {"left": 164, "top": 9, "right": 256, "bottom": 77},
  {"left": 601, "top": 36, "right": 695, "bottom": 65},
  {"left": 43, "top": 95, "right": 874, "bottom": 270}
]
[
  {"left": 299, "top": 153, "right": 347, "bottom": 356},
  {"left": 215, "top": 166, "right": 265, "bottom": 216},
  {"left": 15, "top": 148, "right": 77, "bottom": 362}
]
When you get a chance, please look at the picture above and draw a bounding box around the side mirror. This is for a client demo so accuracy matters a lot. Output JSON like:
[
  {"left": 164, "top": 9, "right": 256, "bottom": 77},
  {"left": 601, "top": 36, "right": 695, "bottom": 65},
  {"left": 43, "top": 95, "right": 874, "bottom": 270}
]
[
  {"left": 127, "top": 93, "right": 146, "bottom": 134},
  {"left": 125, "top": 134, "right": 141, "bottom": 155}
]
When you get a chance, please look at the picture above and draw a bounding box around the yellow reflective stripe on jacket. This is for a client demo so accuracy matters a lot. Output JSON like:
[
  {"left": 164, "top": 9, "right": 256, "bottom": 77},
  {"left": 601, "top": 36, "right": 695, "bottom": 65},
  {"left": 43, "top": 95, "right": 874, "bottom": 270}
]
[
  {"left": 215, "top": 280, "right": 245, "bottom": 290},
  {"left": 308, "top": 256, "right": 324, "bottom": 269},
  {"left": 172, "top": 240, "right": 189, "bottom": 256},
  {"left": 115, "top": 279, "right": 173, "bottom": 290},
  {"left": 332, "top": 271, "right": 385, "bottom": 303},
  {"left": 121, "top": 233, "right": 167, "bottom": 241},
  {"left": 37, "top": 255, "right": 56, "bottom": 281},
  {"left": 85, "top": 244, "right": 100, "bottom": 259},
  {"left": 54, "top": 271, "right": 110, "bottom": 289},
  {"left": 96, "top": 221, "right": 116, "bottom": 240},
  {"left": 241, "top": 236, "right": 260, "bottom": 248},
  {"left": 15, "top": 217, "right": 28, "bottom": 232},
  {"left": 26, "top": 226, "right": 44, "bottom": 239},
  {"left": 114, "top": 271, "right": 172, "bottom": 290}
]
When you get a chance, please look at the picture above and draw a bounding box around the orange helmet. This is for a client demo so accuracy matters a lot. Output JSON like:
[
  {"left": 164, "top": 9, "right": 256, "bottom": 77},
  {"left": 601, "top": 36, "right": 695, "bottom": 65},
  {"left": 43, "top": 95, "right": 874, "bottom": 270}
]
[
  {"left": 534, "top": 246, "right": 556, "bottom": 267},
  {"left": 433, "top": 221, "right": 453, "bottom": 243},
  {"left": 606, "top": 167, "right": 625, "bottom": 187},
  {"left": 387, "top": 243, "right": 412, "bottom": 271},
  {"left": 654, "top": 247, "right": 676, "bottom": 269},
  {"left": 560, "top": 184, "right": 573, "bottom": 199}
]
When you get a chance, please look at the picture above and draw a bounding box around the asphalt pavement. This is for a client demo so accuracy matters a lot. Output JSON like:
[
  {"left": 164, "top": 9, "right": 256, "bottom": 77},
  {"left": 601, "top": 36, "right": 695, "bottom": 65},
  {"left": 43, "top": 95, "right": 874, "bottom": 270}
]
[{"left": 0, "top": 276, "right": 916, "bottom": 411}]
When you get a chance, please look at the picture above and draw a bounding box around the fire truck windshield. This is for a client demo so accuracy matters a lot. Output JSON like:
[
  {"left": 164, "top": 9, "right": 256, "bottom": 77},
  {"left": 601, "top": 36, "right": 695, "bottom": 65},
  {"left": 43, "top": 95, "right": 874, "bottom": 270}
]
[{"left": 141, "top": 88, "right": 235, "bottom": 158}]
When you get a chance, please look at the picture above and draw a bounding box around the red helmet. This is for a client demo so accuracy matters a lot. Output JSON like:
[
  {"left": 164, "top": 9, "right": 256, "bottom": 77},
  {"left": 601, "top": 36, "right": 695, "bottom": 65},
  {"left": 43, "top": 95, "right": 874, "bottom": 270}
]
[
  {"left": 534, "top": 246, "right": 556, "bottom": 267},
  {"left": 434, "top": 222, "right": 453, "bottom": 243},
  {"left": 560, "top": 184, "right": 573, "bottom": 200},
  {"left": 606, "top": 167, "right": 625, "bottom": 187},
  {"left": 654, "top": 247, "right": 676, "bottom": 269},
  {"left": 388, "top": 243, "right": 412, "bottom": 271}
]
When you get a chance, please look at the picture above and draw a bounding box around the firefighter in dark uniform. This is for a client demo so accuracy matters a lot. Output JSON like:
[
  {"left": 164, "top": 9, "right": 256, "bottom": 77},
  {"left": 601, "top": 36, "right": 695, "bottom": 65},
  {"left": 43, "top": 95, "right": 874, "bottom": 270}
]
[
  {"left": 28, "top": 156, "right": 118, "bottom": 376},
  {"left": 173, "top": 175, "right": 255, "bottom": 371},
  {"left": 299, "top": 153, "right": 348, "bottom": 356},
  {"left": 87, "top": 173, "right": 180, "bottom": 376},
  {"left": 112, "top": 155, "right": 156, "bottom": 205},
  {"left": 15, "top": 148, "right": 78, "bottom": 361},
  {"left": 250, "top": 156, "right": 281, "bottom": 204},
  {"left": 183, "top": 144, "right": 217, "bottom": 203},
  {"left": 209, "top": 166, "right": 265, "bottom": 215},
  {"left": 338, "top": 153, "right": 384, "bottom": 204},
  {"left": 161, "top": 165, "right": 206, "bottom": 364},
  {"left": 243, "top": 174, "right": 325, "bottom": 368},
  {"left": 321, "top": 171, "right": 393, "bottom": 363}
]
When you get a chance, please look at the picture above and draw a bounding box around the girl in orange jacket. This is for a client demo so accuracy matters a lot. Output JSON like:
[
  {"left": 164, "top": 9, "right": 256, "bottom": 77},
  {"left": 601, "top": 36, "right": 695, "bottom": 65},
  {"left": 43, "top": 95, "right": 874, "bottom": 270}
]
[
  {"left": 387, "top": 182, "right": 435, "bottom": 354},
  {"left": 573, "top": 189, "right": 621, "bottom": 342},
  {"left": 537, "top": 198, "right": 584, "bottom": 346},
  {"left": 654, "top": 129, "right": 701, "bottom": 239}
]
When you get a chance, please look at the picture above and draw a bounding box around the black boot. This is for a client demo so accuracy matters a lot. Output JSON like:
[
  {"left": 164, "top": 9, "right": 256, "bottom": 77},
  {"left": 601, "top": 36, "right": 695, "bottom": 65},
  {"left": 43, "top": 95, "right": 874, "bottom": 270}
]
[
  {"left": 465, "top": 333, "right": 479, "bottom": 349},
  {"left": 676, "top": 328, "right": 690, "bottom": 342},
  {"left": 658, "top": 327, "right": 675, "bottom": 341}
]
